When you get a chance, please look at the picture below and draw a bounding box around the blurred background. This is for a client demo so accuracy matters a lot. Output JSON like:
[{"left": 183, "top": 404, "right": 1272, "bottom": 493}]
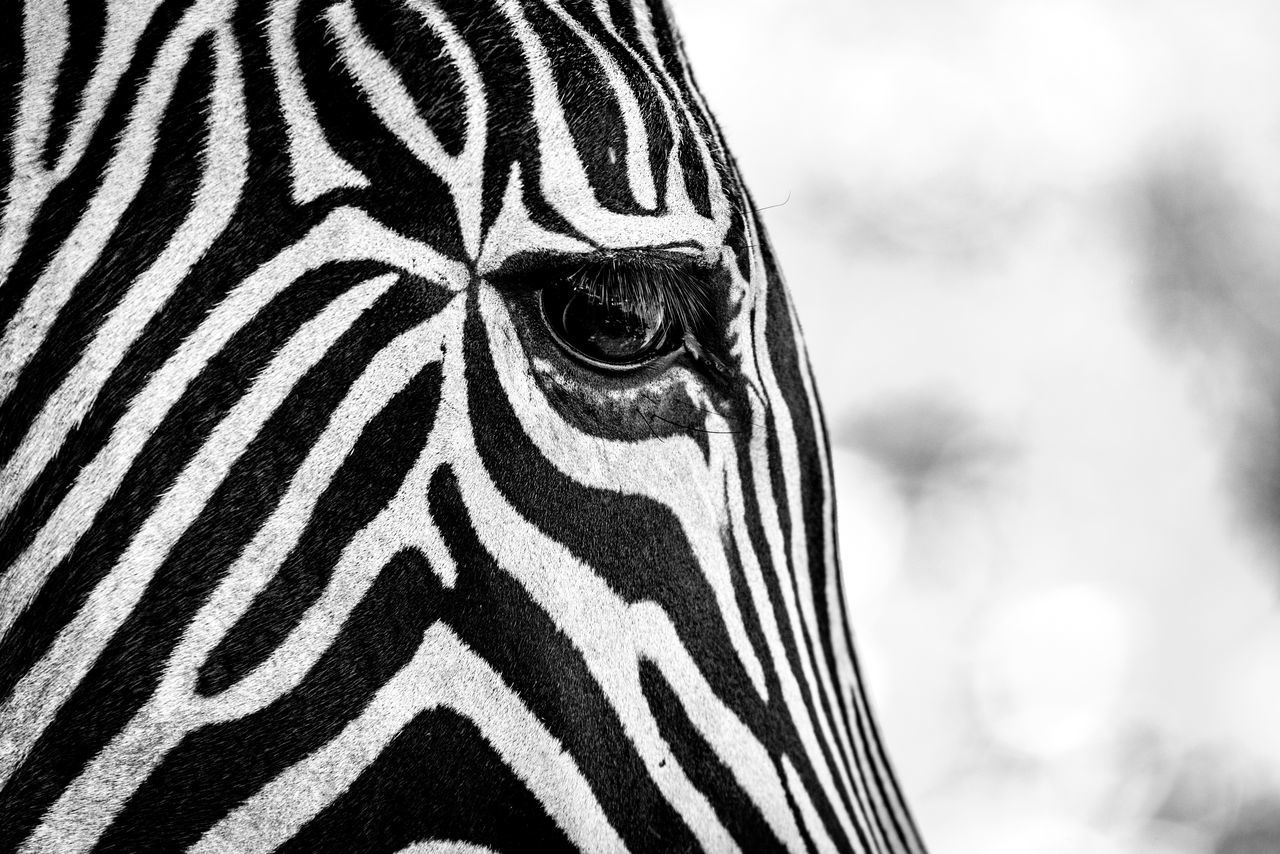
[{"left": 678, "top": 1, "right": 1280, "bottom": 851}]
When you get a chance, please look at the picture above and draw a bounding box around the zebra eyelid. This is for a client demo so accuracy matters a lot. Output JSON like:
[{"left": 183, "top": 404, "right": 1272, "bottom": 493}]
[{"left": 492, "top": 248, "right": 722, "bottom": 326}]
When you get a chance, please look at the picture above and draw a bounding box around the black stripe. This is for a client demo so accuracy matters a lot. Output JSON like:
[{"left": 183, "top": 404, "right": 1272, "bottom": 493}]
[
  {"left": 41, "top": 1, "right": 107, "bottom": 169},
  {"left": 760, "top": 238, "right": 902, "bottom": 848},
  {"left": 723, "top": 346, "right": 872, "bottom": 853},
  {"left": 0, "top": 0, "right": 25, "bottom": 201},
  {"left": 552, "top": 0, "right": 681, "bottom": 215},
  {"left": 196, "top": 351, "right": 443, "bottom": 695},
  {"left": 95, "top": 545, "right": 445, "bottom": 853},
  {"left": 0, "top": 261, "right": 403, "bottom": 702},
  {"left": 640, "top": 659, "right": 788, "bottom": 851},
  {"left": 463, "top": 295, "right": 768, "bottom": 722},
  {"left": 0, "top": 32, "right": 213, "bottom": 470},
  {"left": 0, "top": 0, "right": 189, "bottom": 343},
  {"left": 280, "top": 708, "right": 576, "bottom": 854},
  {"left": 637, "top": 0, "right": 715, "bottom": 220},
  {"left": 0, "top": 275, "right": 436, "bottom": 849},
  {"left": 358, "top": 0, "right": 468, "bottom": 159},
  {"left": 759, "top": 253, "right": 869, "bottom": 800},
  {"left": 292, "top": 0, "right": 463, "bottom": 256},
  {"left": 427, "top": 463, "right": 702, "bottom": 851},
  {"left": 526, "top": 0, "right": 643, "bottom": 213}
]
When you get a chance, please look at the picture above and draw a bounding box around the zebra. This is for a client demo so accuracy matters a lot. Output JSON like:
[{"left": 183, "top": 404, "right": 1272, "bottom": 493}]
[{"left": 0, "top": 1, "right": 925, "bottom": 851}]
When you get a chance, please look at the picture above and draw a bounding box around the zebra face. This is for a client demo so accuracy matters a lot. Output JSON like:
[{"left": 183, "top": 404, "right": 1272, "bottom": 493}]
[{"left": 0, "top": 1, "right": 923, "bottom": 852}]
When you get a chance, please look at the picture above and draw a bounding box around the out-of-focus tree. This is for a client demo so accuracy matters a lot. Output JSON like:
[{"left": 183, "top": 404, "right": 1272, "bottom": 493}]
[{"left": 1137, "top": 149, "right": 1280, "bottom": 588}]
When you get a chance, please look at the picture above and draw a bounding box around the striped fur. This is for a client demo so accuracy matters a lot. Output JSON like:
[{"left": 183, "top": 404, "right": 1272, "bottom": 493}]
[{"left": 0, "top": 1, "right": 925, "bottom": 851}]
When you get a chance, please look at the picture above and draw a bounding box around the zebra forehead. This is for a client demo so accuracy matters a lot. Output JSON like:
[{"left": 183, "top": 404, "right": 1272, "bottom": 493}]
[{"left": 296, "top": 0, "right": 742, "bottom": 255}]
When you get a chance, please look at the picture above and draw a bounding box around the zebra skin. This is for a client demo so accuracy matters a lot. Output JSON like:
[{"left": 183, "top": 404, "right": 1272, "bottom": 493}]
[{"left": 0, "top": 1, "right": 926, "bottom": 851}]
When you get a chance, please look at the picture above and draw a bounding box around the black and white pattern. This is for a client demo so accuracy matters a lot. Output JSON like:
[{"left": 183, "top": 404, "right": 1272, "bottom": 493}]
[{"left": 0, "top": 1, "right": 925, "bottom": 851}]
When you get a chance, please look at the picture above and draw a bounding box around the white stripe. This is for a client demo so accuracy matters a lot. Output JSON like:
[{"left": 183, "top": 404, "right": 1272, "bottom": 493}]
[
  {"left": 0, "top": 206, "right": 462, "bottom": 645},
  {"left": 192, "top": 624, "right": 626, "bottom": 854},
  {"left": 475, "top": 287, "right": 800, "bottom": 852},
  {"left": 174, "top": 307, "right": 458, "bottom": 721},
  {"left": 735, "top": 246, "right": 867, "bottom": 844},
  {"left": 590, "top": 0, "right": 703, "bottom": 220},
  {"left": 495, "top": 0, "right": 722, "bottom": 250},
  {"left": 478, "top": 282, "right": 767, "bottom": 700},
  {"left": 0, "top": 0, "right": 67, "bottom": 289},
  {"left": 396, "top": 843, "right": 498, "bottom": 854},
  {"left": 455, "top": 446, "right": 742, "bottom": 854},
  {"left": 625, "top": 0, "right": 732, "bottom": 228},
  {"left": 544, "top": 0, "right": 658, "bottom": 209},
  {"left": 0, "top": 1, "right": 164, "bottom": 288},
  {"left": 50, "top": 1, "right": 168, "bottom": 181},
  {"left": 170, "top": 310, "right": 466, "bottom": 722},
  {"left": 0, "top": 0, "right": 233, "bottom": 404},
  {"left": 783, "top": 754, "right": 844, "bottom": 854},
  {"left": 268, "top": 0, "right": 369, "bottom": 203},
  {"left": 22, "top": 302, "right": 462, "bottom": 854},
  {"left": 785, "top": 288, "right": 904, "bottom": 849},
  {"left": 328, "top": 0, "right": 487, "bottom": 260},
  {"left": 741, "top": 234, "right": 879, "bottom": 842},
  {"left": 477, "top": 163, "right": 594, "bottom": 274},
  {"left": 18, "top": 299, "right": 458, "bottom": 854},
  {"left": 0, "top": 24, "right": 248, "bottom": 530},
  {"left": 1, "top": 273, "right": 396, "bottom": 801}
]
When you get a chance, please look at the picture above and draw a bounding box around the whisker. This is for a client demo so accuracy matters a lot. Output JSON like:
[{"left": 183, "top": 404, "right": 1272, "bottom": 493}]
[{"left": 751, "top": 191, "right": 791, "bottom": 214}]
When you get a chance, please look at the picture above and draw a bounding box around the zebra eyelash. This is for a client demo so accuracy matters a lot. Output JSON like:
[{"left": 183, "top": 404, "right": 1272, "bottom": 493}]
[
  {"left": 556, "top": 253, "right": 718, "bottom": 340},
  {"left": 488, "top": 249, "right": 719, "bottom": 336},
  {"left": 488, "top": 249, "right": 730, "bottom": 377}
]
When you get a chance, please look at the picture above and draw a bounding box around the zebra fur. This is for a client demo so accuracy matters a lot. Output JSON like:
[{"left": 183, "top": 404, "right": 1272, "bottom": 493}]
[{"left": 0, "top": 1, "right": 925, "bottom": 851}]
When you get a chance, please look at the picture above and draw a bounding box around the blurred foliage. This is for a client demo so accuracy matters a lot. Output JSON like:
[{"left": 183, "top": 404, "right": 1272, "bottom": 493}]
[
  {"left": 1137, "top": 152, "right": 1280, "bottom": 589},
  {"left": 837, "top": 395, "right": 1014, "bottom": 508}
]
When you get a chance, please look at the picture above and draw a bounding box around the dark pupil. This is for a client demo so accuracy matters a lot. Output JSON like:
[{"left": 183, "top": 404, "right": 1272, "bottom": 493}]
[{"left": 545, "top": 287, "right": 667, "bottom": 364}]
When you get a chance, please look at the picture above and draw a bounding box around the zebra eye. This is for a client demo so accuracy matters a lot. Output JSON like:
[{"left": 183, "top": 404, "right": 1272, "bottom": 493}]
[{"left": 539, "top": 284, "right": 675, "bottom": 370}]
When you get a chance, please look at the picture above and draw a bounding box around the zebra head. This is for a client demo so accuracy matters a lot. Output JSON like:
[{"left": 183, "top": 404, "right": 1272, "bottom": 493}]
[{"left": 0, "top": 1, "right": 924, "bottom": 851}]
